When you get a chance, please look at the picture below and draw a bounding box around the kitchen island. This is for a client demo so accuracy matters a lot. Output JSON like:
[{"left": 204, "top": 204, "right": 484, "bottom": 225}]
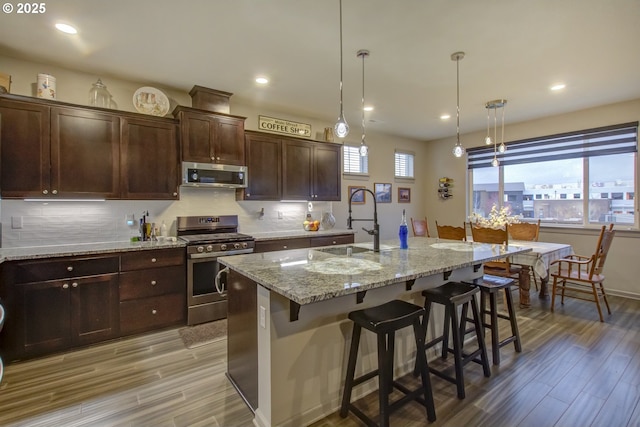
[{"left": 219, "top": 236, "right": 531, "bottom": 427}]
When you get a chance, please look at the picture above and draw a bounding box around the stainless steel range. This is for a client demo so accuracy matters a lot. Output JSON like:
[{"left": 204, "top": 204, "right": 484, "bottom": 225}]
[{"left": 177, "top": 215, "right": 254, "bottom": 325}]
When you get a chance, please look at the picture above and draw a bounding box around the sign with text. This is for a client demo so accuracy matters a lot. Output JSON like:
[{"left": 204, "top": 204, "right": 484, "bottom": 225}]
[{"left": 258, "top": 115, "right": 312, "bottom": 137}]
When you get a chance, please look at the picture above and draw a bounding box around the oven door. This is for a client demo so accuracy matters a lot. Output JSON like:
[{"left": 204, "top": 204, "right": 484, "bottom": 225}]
[{"left": 188, "top": 256, "right": 226, "bottom": 306}]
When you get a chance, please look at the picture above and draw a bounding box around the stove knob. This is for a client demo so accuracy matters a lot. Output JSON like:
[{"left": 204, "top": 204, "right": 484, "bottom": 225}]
[
  {"left": 196, "top": 246, "right": 205, "bottom": 253},
  {"left": 234, "top": 243, "right": 241, "bottom": 249},
  {"left": 242, "top": 242, "right": 248, "bottom": 249},
  {"left": 206, "top": 245, "right": 214, "bottom": 252},
  {"left": 220, "top": 244, "right": 228, "bottom": 251}
]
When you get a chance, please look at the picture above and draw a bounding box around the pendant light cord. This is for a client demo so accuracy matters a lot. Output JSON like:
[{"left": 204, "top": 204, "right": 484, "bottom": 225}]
[
  {"left": 339, "top": 0, "right": 344, "bottom": 110},
  {"left": 361, "top": 51, "right": 365, "bottom": 143},
  {"left": 456, "top": 56, "right": 460, "bottom": 145}
]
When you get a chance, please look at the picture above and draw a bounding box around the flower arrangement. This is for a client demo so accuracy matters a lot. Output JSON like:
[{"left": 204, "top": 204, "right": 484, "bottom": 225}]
[{"left": 469, "top": 205, "right": 521, "bottom": 229}]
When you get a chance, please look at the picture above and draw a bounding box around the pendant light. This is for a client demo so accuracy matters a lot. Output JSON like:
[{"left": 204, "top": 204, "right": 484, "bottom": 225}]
[
  {"left": 357, "top": 49, "right": 370, "bottom": 156},
  {"left": 485, "top": 99, "right": 507, "bottom": 167},
  {"left": 334, "top": 0, "right": 349, "bottom": 138},
  {"left": 451, "top": 52, "right": 465, "bottom": 158}
]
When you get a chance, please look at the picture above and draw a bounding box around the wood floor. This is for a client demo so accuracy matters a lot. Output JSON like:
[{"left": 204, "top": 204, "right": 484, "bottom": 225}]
[{"left": 1, "top": 294, "right": 639, "bottom": 427}]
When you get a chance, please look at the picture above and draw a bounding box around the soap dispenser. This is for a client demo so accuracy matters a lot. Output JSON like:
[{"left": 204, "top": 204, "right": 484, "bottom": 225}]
[{"left": 399, "top": 209, "right": 408, "bottom": 249}]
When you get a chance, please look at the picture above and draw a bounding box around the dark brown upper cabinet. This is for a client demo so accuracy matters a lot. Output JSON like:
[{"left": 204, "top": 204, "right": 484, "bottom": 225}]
[
  {"left": 237, "top": 131, "right": 341, "bottom": 201},
  {"left": 120, "top": 116, "right": 180, "bottom": 199},
  {"left": 173, "top": 106, "right": 246, "bottom": 165}
]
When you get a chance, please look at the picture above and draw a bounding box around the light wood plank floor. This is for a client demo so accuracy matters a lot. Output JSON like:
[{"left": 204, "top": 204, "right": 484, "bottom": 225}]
[{"left": 1, "top": 294, "right": 639, "bottom": 427}]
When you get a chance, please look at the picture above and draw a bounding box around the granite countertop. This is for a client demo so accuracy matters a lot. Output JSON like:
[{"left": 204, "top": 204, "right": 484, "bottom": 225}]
[
  {"left": 249, "top": 229, "right": 355, "bottom": 241},
  {"left": 0, "top": 238, "right": 186, "bottom": 263},
  {"left": 219, "top": 237, "right": 532, "bottom": 305}
]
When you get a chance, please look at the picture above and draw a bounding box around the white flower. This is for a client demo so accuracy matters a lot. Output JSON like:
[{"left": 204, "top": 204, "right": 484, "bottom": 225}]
[{"left": 469, "top": 205, "right": 521, "bottom": 229}]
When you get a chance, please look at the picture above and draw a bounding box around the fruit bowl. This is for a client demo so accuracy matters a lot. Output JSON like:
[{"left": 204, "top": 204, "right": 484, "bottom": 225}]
[{"left": 303, "top": 220, "right": 320, "bottom": 231}]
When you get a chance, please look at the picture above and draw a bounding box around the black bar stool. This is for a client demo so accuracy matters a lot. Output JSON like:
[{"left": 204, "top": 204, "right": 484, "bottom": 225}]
[
  {"left": 340, "top": 299, "right": 436, "bottom": 427},
  {"left": 417, "top": 282, "right": 490, "bottom": 399},
  {"left": 463, "top": 275, "right": 522, "bottom": 365}
]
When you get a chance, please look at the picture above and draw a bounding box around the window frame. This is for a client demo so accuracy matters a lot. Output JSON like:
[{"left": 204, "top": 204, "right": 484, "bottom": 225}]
[
  {"left": 467, "top": 122, "right": 638, "bottom": 229},
  {"left": 394, "top": 149, "right": 415, "bottom": 180},
  {"left": 342, "top": 144, "right": 369, "bottom": 176}
]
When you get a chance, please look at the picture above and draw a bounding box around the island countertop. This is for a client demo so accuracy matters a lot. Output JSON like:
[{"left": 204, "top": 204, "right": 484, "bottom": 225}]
[{"left": 219, "top": 236, "right": 531, "bottom": 305}]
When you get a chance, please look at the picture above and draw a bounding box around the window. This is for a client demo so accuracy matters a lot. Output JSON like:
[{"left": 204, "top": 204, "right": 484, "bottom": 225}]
[
  {"left": 468, "top": 122, "right": 638, "bottom": 228},
  {"left": 343, "top": 145, "right": 368, "bottom": 175},
  {"left": 394, "top": 150, "right": 414, "bottom": 179}
]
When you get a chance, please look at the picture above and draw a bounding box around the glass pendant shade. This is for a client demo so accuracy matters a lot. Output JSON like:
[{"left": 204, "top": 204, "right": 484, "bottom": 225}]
[
  {"left": 452, "top": 143, "right": 465, "bottom": 157},
  {"left": 491, "top": 156, "right": 500, "bottom": 167},
  {"left": 359, "top": 142, "right": 369, "bottom": 156},
  {"left": 485, "top": 99, "right": 508, "bottom": 167},
  {"left": 485, "top": 136, "right": 492, "bottom": 145},
  {"left": 357, "top": 49, "right": 370, "bottom": 157}
]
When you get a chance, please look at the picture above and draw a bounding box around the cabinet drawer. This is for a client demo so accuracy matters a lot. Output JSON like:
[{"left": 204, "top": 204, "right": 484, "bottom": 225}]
[
  {"left": 119, "top": 265, "right": 185, "bottom": 301},
  {"left": 120, "top": 293, "right": 185, "bottom": 334},
  {"left": 15, "top": 256, "right": 119, "bottom": 283},
  {"left": 310, "top": 234, "right": 355, "bottom": 247},
  {"left": 254, "top": 237, "right": 310, "bottom": 253},
  {"left": 120, "top": 248, "right": 185, "bottom": 271}
]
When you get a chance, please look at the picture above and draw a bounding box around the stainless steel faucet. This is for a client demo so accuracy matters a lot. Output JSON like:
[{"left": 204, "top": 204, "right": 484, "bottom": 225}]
[{"left": 347, "top": 188, "right": 380, "bottom": 252}]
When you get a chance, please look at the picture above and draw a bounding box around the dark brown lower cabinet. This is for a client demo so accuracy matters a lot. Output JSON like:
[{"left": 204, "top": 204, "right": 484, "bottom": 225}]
[{"left": 17, "top": 271, "right": 119, "bottom": 359}]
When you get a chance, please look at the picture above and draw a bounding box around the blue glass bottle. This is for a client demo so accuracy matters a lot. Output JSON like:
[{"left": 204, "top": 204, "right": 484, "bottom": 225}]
[{"left": 399, "top": 209, "right": 408, "bottom": 249}]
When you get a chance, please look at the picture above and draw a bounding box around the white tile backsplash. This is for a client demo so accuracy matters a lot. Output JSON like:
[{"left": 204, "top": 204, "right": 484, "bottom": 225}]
[{"left": 0, "top": 187, "right": 333, "bottom": 248}]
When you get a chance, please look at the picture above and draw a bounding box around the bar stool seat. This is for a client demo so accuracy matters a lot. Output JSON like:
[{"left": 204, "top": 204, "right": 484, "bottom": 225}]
[
  {"left": 340, "top": 299, "right": 436, "bottom": 427},
  {"left": 418, "top": 282, "right": 491, "bottom": 399},
  {"left": 463, "top": 275, "right": 522, "bottom": 365}
]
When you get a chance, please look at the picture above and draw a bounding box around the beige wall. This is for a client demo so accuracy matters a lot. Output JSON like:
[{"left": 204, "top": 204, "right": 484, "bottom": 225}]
[{"left": 424, "top": 99, "right": 640, "bottom": 298}]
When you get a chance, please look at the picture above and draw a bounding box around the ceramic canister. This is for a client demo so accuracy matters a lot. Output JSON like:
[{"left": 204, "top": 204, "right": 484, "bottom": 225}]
[{"left": 37, "top": 73, "right": 56, "bottom": 99}]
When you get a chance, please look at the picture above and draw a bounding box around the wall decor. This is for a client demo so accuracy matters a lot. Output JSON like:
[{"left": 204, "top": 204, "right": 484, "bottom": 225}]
[
  {"left": 348, "top": 186, "right": 366, "bottom": 204},
  {"left": 439, "top": 177, "right": 453, "bottom": 199},
  {"left": 374, "top": 183, "right": 392, "bottom": 203},
  {"left": 398, "top": 187, "right": 411, "bottom": 203},
  {"left": 259, "top": 115, "right": 312, "bottom": 137}
]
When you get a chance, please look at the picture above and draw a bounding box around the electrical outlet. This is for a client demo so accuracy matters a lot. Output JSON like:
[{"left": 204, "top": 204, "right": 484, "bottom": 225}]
[
  {"left": 260, "top": 306, "right": 266, "bottom": 328},
  {"left": 11, "top": 216, "right": 23, "bottom": 229}
]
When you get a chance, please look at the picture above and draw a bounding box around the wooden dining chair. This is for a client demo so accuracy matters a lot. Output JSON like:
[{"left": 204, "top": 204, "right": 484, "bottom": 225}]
[
  {"left": 435, "top": 221, "right": 466, "bottom": 241},
  {"left": 470, "top": 225, "right": 521, "bottom": 281},
  {"left": 550, "top": 224, "right": 615, "bottom": 322},
  {"left": 508, "top": 219, "right": 541, "bottom": 290},
  {"left": 411, "top": 217, "right": 430, "bottom": 237}
]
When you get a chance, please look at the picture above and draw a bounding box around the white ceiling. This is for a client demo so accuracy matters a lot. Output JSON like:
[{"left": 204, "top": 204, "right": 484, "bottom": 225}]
[{"left": 1, "top": 0, "right": 639, "bottom": 141}]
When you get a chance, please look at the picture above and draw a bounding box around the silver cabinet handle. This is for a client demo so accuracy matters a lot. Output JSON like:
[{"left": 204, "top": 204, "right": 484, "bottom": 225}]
[
  {"left": 52, "top": 190, "right": 58, "bottom": 194},
  {"left": 67, "top": 266, "right": 73, "bottom": 271},
  {"left": 173, "top": 192, "right": 178, "bottom": 197},
  {"left": 151, "top": 280, "right": 157, "bottom": 286},
  {"left": 62, "top": 283, "right": 69, "bottom": 289},
  {"left": 151, "top": 309, "right": 157, "bottom": 315},
  {"left": 72, "top": 282, "right": 78, "bottom": 288},
  {"left": 42, "top": 189, "right": 48, "bottom": 195},
  {"left": 283, "top": 245, "right": 288, "bottom": 249},
  {"left": 151, "top": 258, "right": 157, "bottom": 263}
]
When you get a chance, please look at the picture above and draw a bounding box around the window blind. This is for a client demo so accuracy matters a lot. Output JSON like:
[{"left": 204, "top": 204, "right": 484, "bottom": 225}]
[
  {"left": 467, "top": 122, "right": 638, "bottom": 169},
  {"left": 394, "top": 151, "right": 414, "bottom": 178},
  {"left": 343, "top": 145, "right": 368, "bottom": 174}
]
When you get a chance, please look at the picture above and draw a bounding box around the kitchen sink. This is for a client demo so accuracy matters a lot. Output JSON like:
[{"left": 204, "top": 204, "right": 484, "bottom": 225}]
[{"left": 316, "top": 245, "right": 371, "bottom": 256}]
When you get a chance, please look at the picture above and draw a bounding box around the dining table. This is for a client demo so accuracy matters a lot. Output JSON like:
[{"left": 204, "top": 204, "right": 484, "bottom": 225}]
[{"left": 507, "top": 240, "right": 574, "bottom": 307}]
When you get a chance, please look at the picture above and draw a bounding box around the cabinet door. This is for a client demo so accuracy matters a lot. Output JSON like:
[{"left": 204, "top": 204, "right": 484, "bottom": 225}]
[
  {"left": 71, "top": 273, "right": 119, "bottom": 346},
  {"left": 282, "top": 139, "right": 313, "bottom": 200},
  {"left": 121, "top": 117, "right": 180, "bottom": 199},
  {"left": 19, "top": 279, "right": 72, "bottom": 356},
  {"left": 0, "top": 99, "right": 50, "bottom": 198},
  {"left": 213, "top": 115, "right": 245, "bottom": 165},
  {"left": 241, "top": 132, "right": 282, "bottom": 200},
  {"left": 180, "top": 111, "right": 215, "bottom": 163},
  {"left": 313, "top": 143, "right": 341, "bottom": 201},
  {"left": 51, "top": 107, "right": 120, "bottom": 198}
]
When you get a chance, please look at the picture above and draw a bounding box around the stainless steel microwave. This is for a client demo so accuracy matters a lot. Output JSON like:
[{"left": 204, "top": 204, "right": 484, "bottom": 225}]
[{"left": 181, "top": 162, "right": 248, "bottom": 188}]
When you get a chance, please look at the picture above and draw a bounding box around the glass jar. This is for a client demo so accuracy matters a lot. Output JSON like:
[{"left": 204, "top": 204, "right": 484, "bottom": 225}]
[{"left": 88, "top": 78, "right": 112, "bottom": 108}]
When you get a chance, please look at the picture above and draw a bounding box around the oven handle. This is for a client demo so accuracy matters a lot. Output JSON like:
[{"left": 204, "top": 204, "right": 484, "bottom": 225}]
[
  {"left": 215, "top": 267, "right": 230, "bottom": 295},
  {"left": 189, "top": 248, "right": 254, "bottom": 259}
]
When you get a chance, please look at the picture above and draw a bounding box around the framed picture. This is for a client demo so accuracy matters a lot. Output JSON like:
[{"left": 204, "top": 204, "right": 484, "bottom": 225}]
[
  {"left": 374, "top": 183, "right": 392, "bottom": 203},
  {"left": 398, "top": 187, "right": 411, "bottom": 203},
  {"left": 348, "top": 186, "right": 366, "bottom": 204}
]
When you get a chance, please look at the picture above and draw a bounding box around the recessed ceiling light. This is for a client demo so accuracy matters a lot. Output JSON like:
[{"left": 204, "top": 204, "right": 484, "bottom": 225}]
[
  {"left": 364, "top": 106, "right": 374, "bottom": 112},
  {"left": 551, "top": 83, "right": 566, "bottom": 91},
  {"left": 255, "top": 77, "right": 269, "bottom": 85},
  {"left": 55, "top": 23, "right": 78, "bottom": 34},
  {"left": 440, "top": 114, "right": 451, "bottom": 120}
]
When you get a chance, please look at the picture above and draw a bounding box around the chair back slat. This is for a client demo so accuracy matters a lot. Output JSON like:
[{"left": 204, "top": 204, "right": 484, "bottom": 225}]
[
  {"left": 591, "top": 224, "right": 615, "bottom": 277},
  {"left": 471, "top": 225, "right": 509, "bottom": 245},
  {"left": 411, "top": 217, "right": 430, "bottom": 237},
  {"left": 508, "top": 220, "right": 540, "bottom": 242},
  {"left": 436, "top": 221, "right": 466, "bottom": 241}
]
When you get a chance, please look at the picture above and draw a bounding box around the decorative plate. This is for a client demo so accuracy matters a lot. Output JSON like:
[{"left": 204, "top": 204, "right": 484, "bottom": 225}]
[{"left": 133, "top": 86, "right": 170, "bottom": 116}]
